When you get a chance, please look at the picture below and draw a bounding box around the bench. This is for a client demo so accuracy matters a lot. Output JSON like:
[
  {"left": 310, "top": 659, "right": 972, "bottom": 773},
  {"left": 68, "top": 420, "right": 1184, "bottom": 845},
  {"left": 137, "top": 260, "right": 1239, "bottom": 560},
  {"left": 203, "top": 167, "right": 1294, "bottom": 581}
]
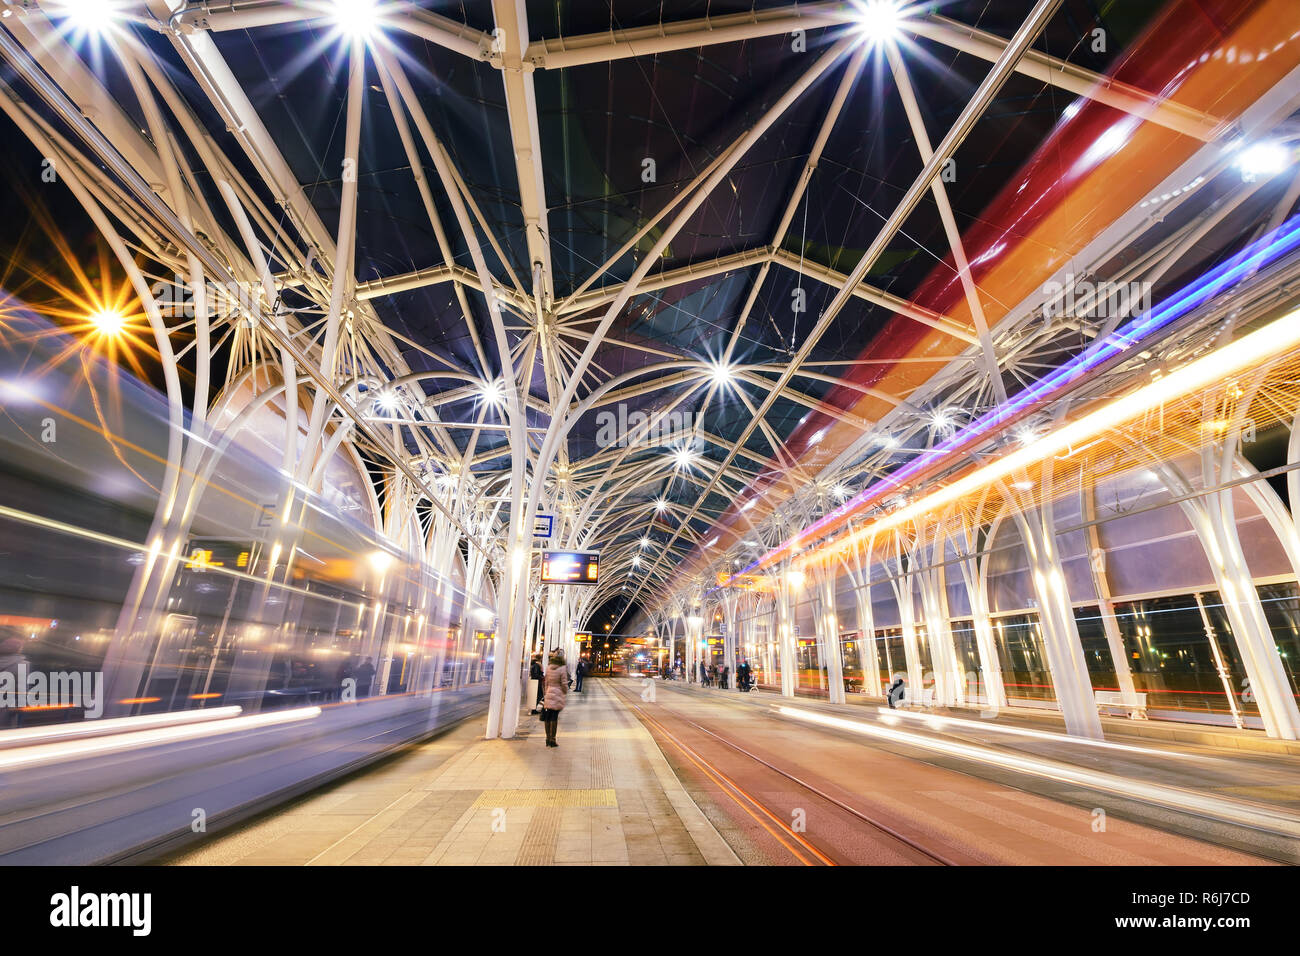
[
  {"left": 1094, "top": 689, "right": 1148, "bottom": 718},
  {"left": 899, "top": 686, "right": 935, "bottom": 708}
]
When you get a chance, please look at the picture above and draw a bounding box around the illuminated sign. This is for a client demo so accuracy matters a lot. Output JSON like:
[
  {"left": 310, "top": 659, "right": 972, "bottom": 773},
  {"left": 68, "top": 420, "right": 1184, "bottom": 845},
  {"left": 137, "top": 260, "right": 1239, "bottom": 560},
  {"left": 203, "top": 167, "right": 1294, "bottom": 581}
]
[
  {"left": 540, "top": 550, "right": 599, "bottom": 585},
  {"left": 474, "top": 629, "right": 495, "bottom": 641},
  {"left": 185, "top": 539, "right": 252, "bottom": 572}
]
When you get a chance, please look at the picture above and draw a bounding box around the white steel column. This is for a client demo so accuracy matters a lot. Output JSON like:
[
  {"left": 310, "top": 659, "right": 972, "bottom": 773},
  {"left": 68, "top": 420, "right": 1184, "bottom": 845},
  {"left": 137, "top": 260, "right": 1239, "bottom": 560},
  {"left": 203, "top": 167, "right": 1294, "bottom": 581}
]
[
  {"left": 1157, "top": 459, "right": 1300, "bottom": 740},
  {"left": 952, "top": 514, "right": 1009, "bottom": 713},
  {"left": 777, "top": 566, "right": 799, "bottom": 698},
  {"left": 685, "top": 607, "right": 702, "bottom": 683},
  {"left": 1080, "top": 476, "right": 1143, "bottom": 717},
  {"left": 813, "top": 566, "right": 846, "bottom": 704},
  {"left": 847, "top": 533, "right": 882, "bottom": 697},
  {"left": 887, "top": 534, "right": 925, "bottom": 696},
  {"left": 1006, "top": 474, "right": 1104, "bottom": 740},
  {"left": 916, "top": 523, "right": 964, "bottom": 707},
  {"left": 721, "top": 591, "right": 739, "bottom": 690}
]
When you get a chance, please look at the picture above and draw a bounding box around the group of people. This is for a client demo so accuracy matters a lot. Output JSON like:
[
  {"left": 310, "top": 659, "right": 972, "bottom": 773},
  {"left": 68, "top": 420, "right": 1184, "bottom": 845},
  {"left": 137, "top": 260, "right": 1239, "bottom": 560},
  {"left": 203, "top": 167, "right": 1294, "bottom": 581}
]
[
  {"left": 663, "top": 658, "right": 754, "bottom": 691},
  {"left": 697, "top": 661, "right": 730, "bottom": 688},
  {"left": 331, "top": 655, "right": 377, "bottom": 700}
]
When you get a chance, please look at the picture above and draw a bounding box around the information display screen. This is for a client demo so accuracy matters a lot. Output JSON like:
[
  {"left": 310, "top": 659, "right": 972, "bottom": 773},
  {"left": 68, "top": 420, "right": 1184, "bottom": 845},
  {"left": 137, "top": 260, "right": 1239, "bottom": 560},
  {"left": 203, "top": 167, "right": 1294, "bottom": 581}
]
[{"left": 540, "top": 550, "right": 599, "bottom": 585}]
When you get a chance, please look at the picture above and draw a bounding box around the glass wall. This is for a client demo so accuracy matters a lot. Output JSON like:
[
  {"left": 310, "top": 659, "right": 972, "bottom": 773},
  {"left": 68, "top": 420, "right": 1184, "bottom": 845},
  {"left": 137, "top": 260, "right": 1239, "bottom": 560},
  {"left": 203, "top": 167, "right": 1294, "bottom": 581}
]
[
  {"left": 1111, "top": 593, "right": 1258, "bottom": 723},
  {"left": 993, "top": 614, "right": 1056, "bottom": 704},
  {"left": 840, "top": 631, "right": 866, "bottom": 694},
  {"left": 1259, "top": 582, "right": 1300, "bottom": 701},
  {"left": 1073, "top": 606, "right": 1119, "bottom": 693},
  {"left": 950, "top": 619, "right": 982, "bottom": 701}
]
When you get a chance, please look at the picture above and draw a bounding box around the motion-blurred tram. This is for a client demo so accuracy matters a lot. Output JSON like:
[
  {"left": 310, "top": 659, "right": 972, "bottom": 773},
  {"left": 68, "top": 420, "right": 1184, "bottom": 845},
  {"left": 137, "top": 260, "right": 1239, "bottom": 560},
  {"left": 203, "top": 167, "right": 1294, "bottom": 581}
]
[{"left": 0, "top": 309, "right": 494, "bottom": 862}]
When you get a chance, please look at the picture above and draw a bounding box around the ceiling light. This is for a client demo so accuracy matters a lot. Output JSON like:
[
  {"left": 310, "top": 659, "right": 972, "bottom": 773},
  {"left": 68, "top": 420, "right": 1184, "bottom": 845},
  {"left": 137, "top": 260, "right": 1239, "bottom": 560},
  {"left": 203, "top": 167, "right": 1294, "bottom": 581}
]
[
  {"left": 854, "top": 0, "right": 904, "bottom": 42},
  {"left": 88, "top": 308, "right": 126, "bottom": 336},
  {"left": 480, "top": 379, "right": 503, "bottom": 404},
  {"left": 50, "top": 0, "right": 124, "bottom": 34},
  {"left": 640, "top": 537, "right": 651, "bottom": 548},
  {"left": 654, "top": 499, "right": 668, "bottom": 512},
  {"left": 1235, "top": 140, "right": 1291, "bottom": 181},
  {"left": 375, "top": 389, "right": 399, "bottom": 412},
  {"left": 367, "top": 550, "right": 394, "bottom": 573},
  {"left": 929, "top": 408, "right": 954, "bottom": 433},
  {"left": 832, "top": 484, "right": 849, "bottom": 499},
  {"left": 331, "top": 0, "right": 380, "bottom": 38},
  {"left": 709, "top": 362, "right": 735, "bottom": 386},
  {"left": 672, "top": 446, "right": 696, "bottom": 470},
  {"left": 1014, "top": 425, "right": 1041, "bottom": 446}
]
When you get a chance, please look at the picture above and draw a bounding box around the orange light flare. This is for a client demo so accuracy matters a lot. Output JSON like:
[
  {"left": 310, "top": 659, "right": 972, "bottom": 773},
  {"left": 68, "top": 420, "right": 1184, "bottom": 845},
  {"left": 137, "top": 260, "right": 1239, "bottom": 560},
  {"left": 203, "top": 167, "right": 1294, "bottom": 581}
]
[{"left": 0, "top": 203, "right": 161, "bottom": 392}]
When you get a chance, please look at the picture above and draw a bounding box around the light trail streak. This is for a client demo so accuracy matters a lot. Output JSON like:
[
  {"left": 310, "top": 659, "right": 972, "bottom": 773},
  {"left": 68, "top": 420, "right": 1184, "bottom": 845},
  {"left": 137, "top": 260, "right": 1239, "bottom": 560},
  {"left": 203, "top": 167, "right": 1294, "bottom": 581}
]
[
  {"left": 0, "top": 706, "right": 243, "bottom": 750},
  {"left": 733, "top": 212, "right": 1300, "bottom": 581},
  {"left": 778, "top": 705, "right": 1300, "bottom": 838},
  {"left": 0, "top": 706, "right": 321, "bottom": 772},
  {"left": 872, "top": 707, "right": 1209, "bottom": 760},
  {"left": 801, "top": 300, "right": 1300, "bottom": 561}
]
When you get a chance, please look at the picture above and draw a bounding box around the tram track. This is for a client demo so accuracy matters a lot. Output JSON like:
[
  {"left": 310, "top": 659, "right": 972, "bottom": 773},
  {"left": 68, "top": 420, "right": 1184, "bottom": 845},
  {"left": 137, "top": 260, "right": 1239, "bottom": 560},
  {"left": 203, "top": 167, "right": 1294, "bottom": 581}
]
[{"left": 610, "top": 682, "right": 956, "bottom": 866}]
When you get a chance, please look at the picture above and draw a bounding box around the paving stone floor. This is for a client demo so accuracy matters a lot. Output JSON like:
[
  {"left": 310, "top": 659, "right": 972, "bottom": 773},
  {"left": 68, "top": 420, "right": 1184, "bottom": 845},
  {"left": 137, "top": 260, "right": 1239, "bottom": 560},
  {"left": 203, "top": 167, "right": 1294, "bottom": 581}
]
[{"left": 167, "top": 680, "right": 739, "bottom": 866}]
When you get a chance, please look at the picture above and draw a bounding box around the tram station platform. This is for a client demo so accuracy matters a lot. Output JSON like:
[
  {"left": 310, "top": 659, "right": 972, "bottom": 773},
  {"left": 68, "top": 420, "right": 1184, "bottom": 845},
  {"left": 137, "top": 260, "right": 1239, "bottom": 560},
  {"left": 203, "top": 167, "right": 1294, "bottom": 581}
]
[
  {"left": 164, "top": 681, "right": 738, "bottom": 866},
  {"left": 161, "top": 678, "right": 1300, "bottom": 866}
]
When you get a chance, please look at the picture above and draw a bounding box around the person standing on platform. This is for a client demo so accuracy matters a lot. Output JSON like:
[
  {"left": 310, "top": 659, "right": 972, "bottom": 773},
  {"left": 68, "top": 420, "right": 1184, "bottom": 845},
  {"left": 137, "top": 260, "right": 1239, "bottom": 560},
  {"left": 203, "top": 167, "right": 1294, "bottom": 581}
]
[
  {"left": 530, "top": 654, "right": 545, "bottom": 714},
  {"left": 542, "top": 649, "right": 570, "bottom": 748},
  {"left": 574, "top": 658, "right": 587, "bottom": 693},
  {"left": 354, "top": 656, "right": 375, "bottom": 699},
  {"left": 721, "top": 665, "right": 730, "bottom": 690}
]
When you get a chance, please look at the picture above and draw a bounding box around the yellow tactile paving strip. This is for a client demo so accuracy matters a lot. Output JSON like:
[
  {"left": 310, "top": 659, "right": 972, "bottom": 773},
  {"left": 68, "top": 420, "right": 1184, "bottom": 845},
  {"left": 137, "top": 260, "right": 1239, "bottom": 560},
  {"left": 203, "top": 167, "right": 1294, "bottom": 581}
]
[{"left": 472, "top": 788, "right": 617, "bottom": 809}]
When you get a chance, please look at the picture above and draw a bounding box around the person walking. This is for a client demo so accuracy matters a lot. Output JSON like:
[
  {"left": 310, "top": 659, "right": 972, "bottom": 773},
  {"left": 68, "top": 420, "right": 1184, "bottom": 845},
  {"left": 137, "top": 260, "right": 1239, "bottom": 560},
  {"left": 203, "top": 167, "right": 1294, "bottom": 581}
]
[
  {"left": 574, "top": 658, "right": 587, "bottom": 693},
  {"left": 541, "top": 648, "right": 570, "bottom": 748},
  {"left": 720, "top": 664, "right": 730, "bottom": 690}
]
